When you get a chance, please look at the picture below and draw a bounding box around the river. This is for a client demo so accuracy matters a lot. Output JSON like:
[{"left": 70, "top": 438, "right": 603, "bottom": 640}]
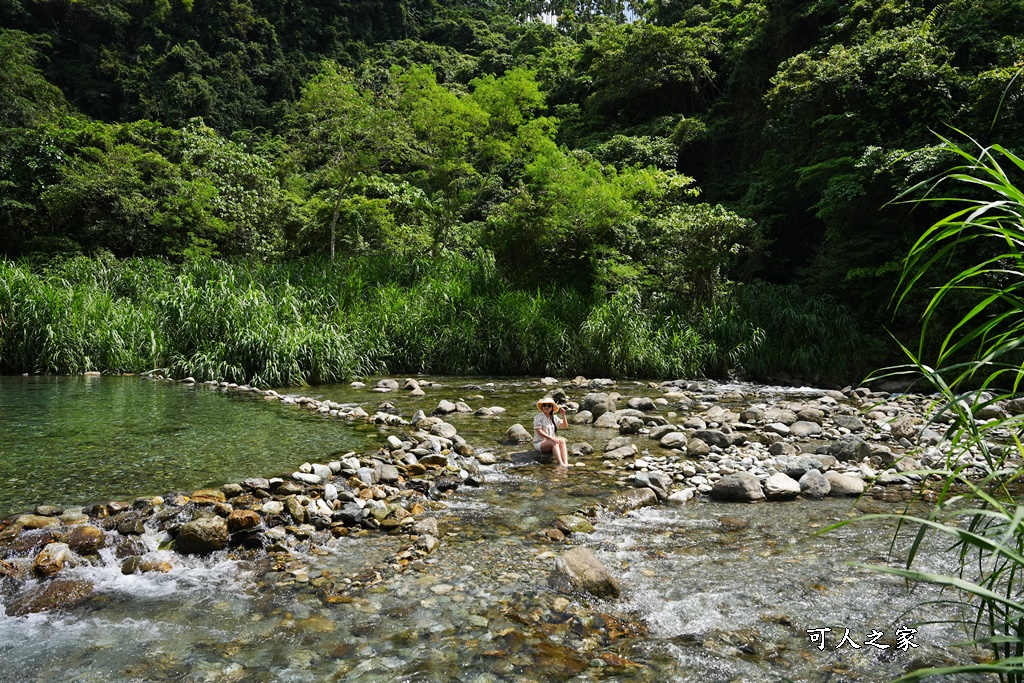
[{"left": 0, "top": 375, "right": 992, "bottom": 682}]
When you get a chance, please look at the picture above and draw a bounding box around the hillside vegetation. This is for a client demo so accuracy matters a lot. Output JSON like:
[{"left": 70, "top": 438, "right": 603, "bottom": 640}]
[{"left": 1, "top": 0, "right": 1021, "bottom": 383}]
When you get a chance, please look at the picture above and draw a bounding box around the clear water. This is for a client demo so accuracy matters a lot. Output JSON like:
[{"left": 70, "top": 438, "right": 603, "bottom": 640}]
[
  {"left": 0, "top": 376, "right": 994, "bottom": 682},
  {"left": 0, "top": 376, "right": 375, "bottom": 517}
]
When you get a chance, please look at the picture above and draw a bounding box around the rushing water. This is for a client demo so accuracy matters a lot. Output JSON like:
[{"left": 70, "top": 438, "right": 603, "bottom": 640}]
[{"left": 0, "top": 375, "right": 994, "bottom": 682}]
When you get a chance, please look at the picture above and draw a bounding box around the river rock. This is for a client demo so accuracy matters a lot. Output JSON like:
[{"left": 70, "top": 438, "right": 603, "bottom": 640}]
[
  {"left": 581, "top": 393, "right": 616, "bottom": 418},
  {"left": 798, "top": 470, "right": 831, "bottom": 499},
  {"left": 659, "top": 431, "right": 688, "bottom": 449},
  {"left": 310, "top": 463, "right": 332, "bottom": 480},
  {"left": 606, "top": 488, "right": 658, "bottom": 513},
  {"left": 769, "top": 441, "right": 798, "bottom": 456},
  {"left": 833, "top": 415, "right": 865, "bottom": 432},
  {"left": 572, "top": 410, "right": 594, "bottom": 425},
  {"left": 785, "top": 455, "right": 824, "bottom": 479},
  {"left": 710, "top": 473, "right": 766, "bottom": 503},
  {"left": 555, "top": 515, "right": 595, "bottom": 534},
  {"left": 789, "top": 421, "right": 821, "bottom": 437},
  {"left": 334, "top": 503, "right": 365, "bottom": 526},
  {"left": 419, "top": 453, "right": 450, "bottom": 467},
  {"left": 433, "top": 400, "right": 457, "bottom": 415},
  {"left": 176, "top": 516, "right": 229, "bottom": 555},
  {"left": 648, "top": 425, "right": 676, "bottom": 441},
  {"left": 605, "top": 445, "right": 638, "bottom": 460},
  {"left": 502, "top": 424, "right": 532, "bottom": 444},
  {"left": 692, "top": 430, "right": 731, "bottom": 449},
  {"left": 764, "top": 422, "right": 790, "bottom": 436},
  {"left": 67, "top": 525, "right": 105, "bottom": 555},
  {"left": 626, "top": 397, "right": 656, "bottom": 411},
  {"left": 60, "top": 508, "right": 89, "bottom": 525},
  {"left": 686, "top": 438, "right": 711, "bottom": 457},
  {"left": 797, "top": 408, "right": 825, "bottom": 424},
  {"left": 766, "top": 408, "right": 798, "bottom": 425},
  {"left": 413, "top": 517, "right": 439, "bottom": 537},
  {"left": 667, "top": 488, "right": 695, "bottom": 505},
  {"left": 121, "top": 554, "right": 174, "bottom": 574},
  {"left": 618, "top": 415, "right": 644, "bottom": 434},
  {"left": 227, "top": 509, "right": 261, "bottom": 533},
  {"left": 555, "top": 547, "right": 620, "bottom": 599},
  {"left": 739, "top": 408, "right": 764, "bottom": 423},
  {"left": 379, "top": 463, "right": 401, "bottom": 485},
  {"left": 825, "top": 471, "right": 865, "bottom": 496},
  {"left": 681, "top": 417, "right": 705, "bottom": 431},
  {"left": 33, "top": 543, "right": 78, "bottom": 577},
  {"left": 15, "top": 514, "right": 60, "bottom": 530},
  {"left": 430, "top": 422, "right": 458, "bottom": 439},
  {"left": 764, "top": 473, "right": 801, "bottom": 500},
  {"left": 604, "top": 436, "right": 633, "bottom": 452},
  {"left": 5, "top": 578, "right": 94, "bottom": 616},
  {"left": 292, "top": 471, "right": 322, "bottom": 485},
  {"left": 570, "top": 442, "right": 594, "bottom": 456},
  {"left": 242, "top": 477, "right": 270, "bottom": 491},
  {"left": 191, "top": 489, "right": 226, "bottom": 505},
  {"left": 828, "top": 435, "right": 872, "bottom": 462},
  {"left": 593, "top": 412, "right": 621, "bottom": 429}
]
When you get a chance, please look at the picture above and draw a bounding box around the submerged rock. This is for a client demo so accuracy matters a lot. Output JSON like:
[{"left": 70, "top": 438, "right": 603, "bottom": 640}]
[
  {"left": 5, "top": 578, "right": 95, "bottom": 616},
  {"left": 605, "top": 488, "right": 657, "bottom": 513}
]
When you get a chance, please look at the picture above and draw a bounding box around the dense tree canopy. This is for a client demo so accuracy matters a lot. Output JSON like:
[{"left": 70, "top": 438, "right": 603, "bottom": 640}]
[{"left": 2, "top": 0, "right": 1023, "bottom": 365}]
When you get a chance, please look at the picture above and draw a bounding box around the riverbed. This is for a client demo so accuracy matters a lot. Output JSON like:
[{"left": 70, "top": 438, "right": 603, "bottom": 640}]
[{"left": 0, "top": 375, "right": 992, "bottom": 682}]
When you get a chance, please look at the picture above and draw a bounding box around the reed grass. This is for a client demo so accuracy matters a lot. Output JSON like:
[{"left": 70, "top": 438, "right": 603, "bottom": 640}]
[
  {"left": 0, "top": 251, "right": 867, "bottom": 384},
  {"left": 842, "top": 136, "right": 1024, "bottom": 682}
]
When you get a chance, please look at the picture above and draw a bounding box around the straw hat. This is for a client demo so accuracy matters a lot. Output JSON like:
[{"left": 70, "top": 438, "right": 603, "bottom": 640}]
[{"left": 536, "top": 397, "right": 559, "bottom": 411}]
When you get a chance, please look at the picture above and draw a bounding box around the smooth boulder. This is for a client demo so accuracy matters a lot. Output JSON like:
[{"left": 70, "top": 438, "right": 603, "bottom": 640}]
[
  {"left": 176, "top": 516, "right": 229, "bottom": 555},
  {"left": 825, "top": 471, "right": 865, "bottom": 496},
  {"left": 555, "top": 547, "right": 620, "bottom": 599},
  {"left": 764, "top": 473, "right": 801, "bottom": 500},
  {"left": 710, "top": 473, "right": 766, "bottom": 502}
]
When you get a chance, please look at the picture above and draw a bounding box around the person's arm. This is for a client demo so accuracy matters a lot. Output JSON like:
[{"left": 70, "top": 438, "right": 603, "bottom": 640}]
[{"left": 557, "top": 407, "right": 568, "bottom": 429}]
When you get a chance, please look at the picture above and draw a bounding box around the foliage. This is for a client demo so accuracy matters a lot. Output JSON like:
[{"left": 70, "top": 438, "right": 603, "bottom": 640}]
[
  {"left": 0, "top": 29, "right": 68, "bottom": 128},
  {"left": 1, "top": 252, "right": 865, "bottom": 382},
  {"left": 854, "top": 137, "right": 1024, "bottom": 681},
  {"left": 4, "top": 0, "right": 1024, "bottom": 380}
]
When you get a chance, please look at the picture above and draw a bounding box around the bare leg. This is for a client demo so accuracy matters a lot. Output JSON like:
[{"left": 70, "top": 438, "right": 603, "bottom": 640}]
[{"left": 541, "top": 438, "right": 569, "bottom": 466}]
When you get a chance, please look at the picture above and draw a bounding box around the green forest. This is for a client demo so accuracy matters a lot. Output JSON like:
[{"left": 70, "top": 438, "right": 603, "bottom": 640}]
[{"left": 1, "top": 0, "right": 1022, "bottom": 385}]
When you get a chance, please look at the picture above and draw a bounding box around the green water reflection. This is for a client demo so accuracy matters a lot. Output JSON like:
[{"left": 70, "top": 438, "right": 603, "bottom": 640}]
[{"left": 0, "top": 376, "right": 371, "bottom": 517}]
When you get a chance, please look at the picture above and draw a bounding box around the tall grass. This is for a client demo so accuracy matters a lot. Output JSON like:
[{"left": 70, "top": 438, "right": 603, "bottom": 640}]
[
  {"left": 0, "top": 250, "right": 869, "bottom": 384},
  {"left": 852, "top": 137, "right": 1024, "bottom": 682},
  {"left": 728, "top": 281, "right": 882, "bottom": 383}
]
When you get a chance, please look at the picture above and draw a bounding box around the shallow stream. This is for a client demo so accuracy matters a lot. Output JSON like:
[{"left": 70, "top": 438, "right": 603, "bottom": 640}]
[{"left": 0, "top": 376, "right": 992, "bottom": 682}]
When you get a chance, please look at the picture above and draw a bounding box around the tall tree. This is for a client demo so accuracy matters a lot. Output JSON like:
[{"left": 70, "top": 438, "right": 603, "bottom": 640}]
[{"left": 292, "top": 62, "right": 410, "bottom": 261}]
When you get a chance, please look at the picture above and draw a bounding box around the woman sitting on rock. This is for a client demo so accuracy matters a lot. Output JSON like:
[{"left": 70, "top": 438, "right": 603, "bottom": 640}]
[{"left": 534, "top": 398, "right": 569, "bottom": 466}]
